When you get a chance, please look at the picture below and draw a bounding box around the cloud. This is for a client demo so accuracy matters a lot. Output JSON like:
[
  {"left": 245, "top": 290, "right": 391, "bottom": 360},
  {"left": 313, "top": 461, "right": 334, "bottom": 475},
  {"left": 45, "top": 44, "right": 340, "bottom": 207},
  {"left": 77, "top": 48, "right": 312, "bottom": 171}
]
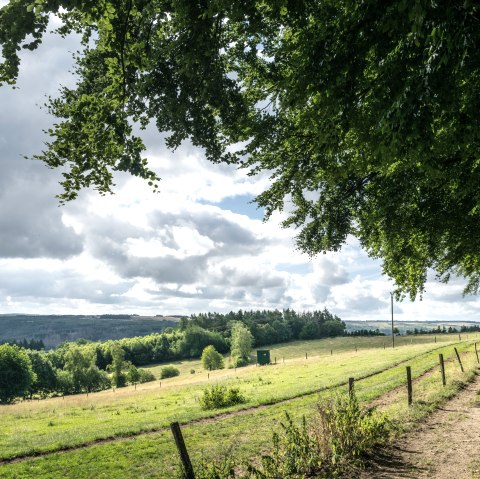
[
  {"left": 1, "top": 23, "right": 480, "bottom": 323},
  {"left": 0, "top": 259, "right": 132, "bottom": 305}
]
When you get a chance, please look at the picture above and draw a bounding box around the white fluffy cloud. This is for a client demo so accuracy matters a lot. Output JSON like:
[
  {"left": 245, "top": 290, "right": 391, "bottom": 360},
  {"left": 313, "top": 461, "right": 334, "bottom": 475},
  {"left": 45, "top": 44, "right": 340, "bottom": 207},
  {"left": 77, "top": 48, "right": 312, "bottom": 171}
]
[{"left": 1, "top": 20, "right": 480, "bottom": 323}]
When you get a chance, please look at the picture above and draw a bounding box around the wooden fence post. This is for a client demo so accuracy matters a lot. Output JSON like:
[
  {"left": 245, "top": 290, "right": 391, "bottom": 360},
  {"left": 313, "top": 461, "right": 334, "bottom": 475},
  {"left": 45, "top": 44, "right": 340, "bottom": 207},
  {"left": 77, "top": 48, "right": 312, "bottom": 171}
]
[
  {"left": 475, "top": 343, "right": 479, "bottom": 364},
  {"left": 330, "top": 349, "right": 333, "bottom": 356},
  {"left": 348, "top": 377, "right": 355, "bottom": 396},
  {"left": 439, "top": 354, "right": 446, "bottom": 386},
  {"left": 305, "top": 352, "right": 308, "bottom": 360},
  {"left": 454, "top": 347, "right": 464, "bottom": 372},
  {"left": 170, "top": 422, "right": 195, "bottom": 479},
  {"left": 458, "top": 334, "right": 461, "bottom": 341},
  {"left": 406, "top": 366, "right": 413, "bottom": 406}
]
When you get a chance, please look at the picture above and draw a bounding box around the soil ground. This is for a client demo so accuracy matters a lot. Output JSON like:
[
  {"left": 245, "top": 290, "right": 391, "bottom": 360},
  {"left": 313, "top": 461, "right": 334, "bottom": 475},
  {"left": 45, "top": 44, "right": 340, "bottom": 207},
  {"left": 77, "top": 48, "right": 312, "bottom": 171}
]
[{"left": 361, "top": 370, "right": 480, "bottom": 479}]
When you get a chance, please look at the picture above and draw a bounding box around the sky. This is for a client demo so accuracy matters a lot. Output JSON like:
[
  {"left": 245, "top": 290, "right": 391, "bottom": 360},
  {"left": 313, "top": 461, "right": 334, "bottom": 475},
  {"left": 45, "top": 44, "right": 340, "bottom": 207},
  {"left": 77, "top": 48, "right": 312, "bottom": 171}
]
[{"left": 0, "top": 10, "right": 479, "bottom": 323}]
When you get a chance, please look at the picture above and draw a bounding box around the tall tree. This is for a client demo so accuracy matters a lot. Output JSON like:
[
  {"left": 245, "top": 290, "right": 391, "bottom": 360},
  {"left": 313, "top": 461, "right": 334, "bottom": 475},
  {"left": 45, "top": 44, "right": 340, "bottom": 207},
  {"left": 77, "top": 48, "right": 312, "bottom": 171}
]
[
  {"left": 26, "top": 350, "right": 57, "bottom": 397},
  {"left": 0, "top": 344, "right": 35, "bottom": 403},
  {"left": 1, "top": 1, "right": 480, "bottom": 297},
  {"left": 230, "top": 322, "right": 254, "bottom": 367},
  {"left": 108, "top": 343, "right": 127, "bottom": 387}
]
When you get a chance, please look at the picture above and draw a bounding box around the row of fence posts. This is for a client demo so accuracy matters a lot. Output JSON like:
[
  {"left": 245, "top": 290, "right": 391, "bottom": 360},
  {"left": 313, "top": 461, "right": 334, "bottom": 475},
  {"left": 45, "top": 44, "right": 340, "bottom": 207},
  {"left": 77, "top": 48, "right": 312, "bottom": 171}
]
[{"left": 170, "top": 342, "right": 479, "bottom": 479}]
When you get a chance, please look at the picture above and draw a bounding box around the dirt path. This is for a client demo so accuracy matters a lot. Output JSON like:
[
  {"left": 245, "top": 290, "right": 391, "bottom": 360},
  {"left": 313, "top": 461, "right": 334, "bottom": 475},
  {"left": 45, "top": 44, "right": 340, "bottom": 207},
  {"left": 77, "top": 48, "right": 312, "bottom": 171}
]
[{"left": 361, "top": 371, "right": 480, "bottom": 479}]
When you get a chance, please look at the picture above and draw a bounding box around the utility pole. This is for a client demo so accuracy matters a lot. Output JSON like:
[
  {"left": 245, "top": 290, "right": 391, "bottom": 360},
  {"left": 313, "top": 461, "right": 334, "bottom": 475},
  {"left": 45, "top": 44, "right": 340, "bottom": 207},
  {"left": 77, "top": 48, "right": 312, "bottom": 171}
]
[{"left": 391, "top": 292, "right": 395, "bottom": 348}]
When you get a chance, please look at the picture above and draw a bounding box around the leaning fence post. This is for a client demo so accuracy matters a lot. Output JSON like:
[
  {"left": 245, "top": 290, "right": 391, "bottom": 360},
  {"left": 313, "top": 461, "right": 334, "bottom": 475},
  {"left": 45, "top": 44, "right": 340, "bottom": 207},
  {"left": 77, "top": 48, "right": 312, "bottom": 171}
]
[
  {"left": 170, "top": 422, "right": 195, "bottom": 479},
  {"left": 439, "top": 354, "right": 446, "bottom": 386},
  {"left": 348, "top": 377, "right": 355, "bottom": 396},
  {"left": 454, "top": 347, "right": 464, "bottom": 372},
  {"left": 475, "top": 343, "right": 479, "bottom": 364},
  {"left": 406, "top": 366, "right": 413, "bottom": 406}
]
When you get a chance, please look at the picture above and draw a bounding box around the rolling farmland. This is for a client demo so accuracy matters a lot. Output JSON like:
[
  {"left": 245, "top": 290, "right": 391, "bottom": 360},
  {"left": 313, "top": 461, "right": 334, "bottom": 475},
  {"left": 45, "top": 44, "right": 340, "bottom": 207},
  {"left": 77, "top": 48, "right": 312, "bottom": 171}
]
[{"left": 0, "top": 334, "right": 478, "bottom": 478}]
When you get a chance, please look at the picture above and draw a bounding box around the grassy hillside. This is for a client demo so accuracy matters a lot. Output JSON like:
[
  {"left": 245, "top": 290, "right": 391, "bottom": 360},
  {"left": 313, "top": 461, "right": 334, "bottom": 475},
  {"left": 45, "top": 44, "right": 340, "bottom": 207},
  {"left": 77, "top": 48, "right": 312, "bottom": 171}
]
[
  {"left": 0, "top": 314, "right": 180, "bottom": 348},
  {"left": 0, "top": 334, "right": 478, "bottom": 478}
]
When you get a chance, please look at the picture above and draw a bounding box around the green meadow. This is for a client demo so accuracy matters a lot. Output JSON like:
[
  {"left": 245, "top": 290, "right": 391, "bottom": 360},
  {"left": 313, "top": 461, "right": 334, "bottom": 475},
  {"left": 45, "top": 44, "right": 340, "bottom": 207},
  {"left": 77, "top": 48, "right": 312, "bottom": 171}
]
[{"left": 0, "top": 334, "right": 478, "bottom": 478}]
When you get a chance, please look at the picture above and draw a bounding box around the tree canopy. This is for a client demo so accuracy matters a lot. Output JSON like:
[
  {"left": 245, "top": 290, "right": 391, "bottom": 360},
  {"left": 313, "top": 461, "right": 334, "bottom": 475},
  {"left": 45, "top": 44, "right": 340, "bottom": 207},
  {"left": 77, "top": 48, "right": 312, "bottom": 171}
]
[
  {"left": 0, "top": 344, "right": 35, "bottom": 403},
  {"left": 1, "top": 0, "right": 479, "bottom": 298}
]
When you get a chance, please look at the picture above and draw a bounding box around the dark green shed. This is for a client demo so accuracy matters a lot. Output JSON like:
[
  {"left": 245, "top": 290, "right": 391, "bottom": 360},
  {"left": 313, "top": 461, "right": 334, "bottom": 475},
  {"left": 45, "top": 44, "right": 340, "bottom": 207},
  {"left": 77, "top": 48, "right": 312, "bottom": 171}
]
[{"left": 257, "top": 350, "right": 271, "bottom": 365}]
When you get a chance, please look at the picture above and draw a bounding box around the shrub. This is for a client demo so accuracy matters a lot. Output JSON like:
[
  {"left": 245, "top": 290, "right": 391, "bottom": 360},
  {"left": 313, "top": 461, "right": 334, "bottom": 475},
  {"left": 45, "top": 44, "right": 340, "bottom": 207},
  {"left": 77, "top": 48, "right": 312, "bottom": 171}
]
[
  {"left": 231, "top": 357, "right": 248, "bottom": 368},
  {"left": 200, "top": 385, "right": 246, "bottom": 410},
  {"left": 314, "top": 392, "right": 390, "bottom": 473},
  {"left": 160, "top": 365, "right": 180, "bottom": 379},
  {"left": 138, "top": 369, "right": 156, "bottom": 383}
]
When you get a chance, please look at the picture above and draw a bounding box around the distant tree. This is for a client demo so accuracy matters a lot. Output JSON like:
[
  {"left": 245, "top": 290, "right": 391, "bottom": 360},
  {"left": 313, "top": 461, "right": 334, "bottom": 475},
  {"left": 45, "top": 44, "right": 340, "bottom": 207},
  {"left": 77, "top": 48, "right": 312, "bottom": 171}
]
[
  {"left": 26, "top": 350, "right": 57, "bottom": 397},
  {"left": 299, "top": 322, "right": 321, "bottom": 340},
  {"left": 63, "top": 345, "right": 94, "bottom": 393},
  {"left": 126, "top": 363, "right": 141, "bottom": 387},
  {"left": 61, "top": 344, "right": 109, "bottom": 394},
  {"left": 319, "top": 320, "right": 346, "bottom": 338},
  {"left": 84, "top": 365, "right": 110, "bottom": 393},
  {"left": 0, "top": 344, "right": 35, "bottom": 403},
  {"left": 201, "top": 345, "right": 224, "bottom": 371},
  {"left": 230, "top": 322, "right": 254, "bottom": 367},
  {"left": 55, "top": 369, "right": 75, "bottom": 395},
  {"left": 108, "top": 344, "right": 127, "bottom": 388},
  {"left": 176, "top": 326, "right": 228, "bottom": 358}
]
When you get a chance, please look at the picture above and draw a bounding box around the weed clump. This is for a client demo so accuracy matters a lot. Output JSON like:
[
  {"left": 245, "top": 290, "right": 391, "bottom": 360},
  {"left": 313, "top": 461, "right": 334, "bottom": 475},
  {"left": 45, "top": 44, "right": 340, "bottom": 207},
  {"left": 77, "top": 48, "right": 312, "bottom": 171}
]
[
  {"left": 191, "top": 392, "right": 389, "bottom": 478},
  {"left": 200, "top": 385, "right": 246, "bottom": 410},
  {"left": 314, "top": 393, "right": 389, "bottom": 475}
]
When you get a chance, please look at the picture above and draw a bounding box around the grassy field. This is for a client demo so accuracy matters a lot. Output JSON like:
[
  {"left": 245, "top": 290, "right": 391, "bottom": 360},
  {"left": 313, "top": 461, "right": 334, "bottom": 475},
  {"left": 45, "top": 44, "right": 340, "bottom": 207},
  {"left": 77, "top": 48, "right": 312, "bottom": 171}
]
[{"left": 0, "top": 334, "right": 478, "bottom": 478}]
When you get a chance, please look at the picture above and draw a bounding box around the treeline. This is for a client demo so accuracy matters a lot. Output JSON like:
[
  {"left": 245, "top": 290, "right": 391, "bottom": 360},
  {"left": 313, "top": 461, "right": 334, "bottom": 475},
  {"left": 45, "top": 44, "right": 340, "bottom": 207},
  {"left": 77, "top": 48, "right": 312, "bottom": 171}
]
[
  {"left": 187, "top": 308, "right": 346, "bottom": 346},
  {"left": 406, "top": 324, "right": 480, "bottom": 335},
  {"left": 0, "top": 338, "right": 45, "bottom": 350},
  {"left": 345, "top": 329, "right": 385, "bottom": 337}
]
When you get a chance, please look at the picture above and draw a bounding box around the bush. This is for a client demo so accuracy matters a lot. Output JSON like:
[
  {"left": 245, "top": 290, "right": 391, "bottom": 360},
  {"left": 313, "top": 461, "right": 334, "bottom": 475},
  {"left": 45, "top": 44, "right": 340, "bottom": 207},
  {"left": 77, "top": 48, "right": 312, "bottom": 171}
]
[
  {"left": 314, "top": 393, "right": 390, "bottom": 473},
  {"left": 200, "top": 385, "right": 246, "bottom": 410},
  {"left": 138, "top": 369, "right": 156, "bottom": 383},
  {"left": 231, "top": 357, "right": 248, "bottom": 368},
  {"left": 160, "top": 365, "right": 180, "bottom": 379}
]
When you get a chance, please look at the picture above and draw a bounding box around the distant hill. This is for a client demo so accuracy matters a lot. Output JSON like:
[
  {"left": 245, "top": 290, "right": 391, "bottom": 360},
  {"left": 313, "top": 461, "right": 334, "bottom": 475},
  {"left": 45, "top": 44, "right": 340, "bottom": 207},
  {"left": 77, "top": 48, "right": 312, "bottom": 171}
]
[
  {"left": 0, "top": 314, "right": 182, "bottom": 348},
  {"left": 344, "top": 319, "right": 480, "bottom": 335}
]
